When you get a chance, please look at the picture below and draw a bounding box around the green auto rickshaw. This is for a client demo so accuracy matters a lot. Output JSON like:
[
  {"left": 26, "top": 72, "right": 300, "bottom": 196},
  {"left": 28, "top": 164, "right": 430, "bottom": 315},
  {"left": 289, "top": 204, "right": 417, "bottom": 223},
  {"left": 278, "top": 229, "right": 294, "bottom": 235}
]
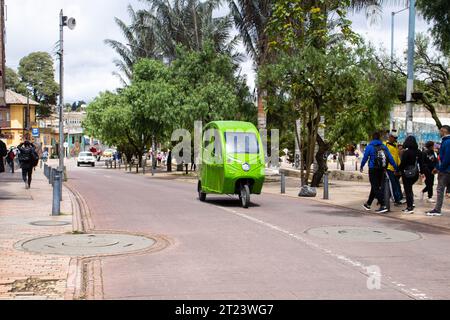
[{"left": 197, "top": 121, "right": 266, "bottom": 208}]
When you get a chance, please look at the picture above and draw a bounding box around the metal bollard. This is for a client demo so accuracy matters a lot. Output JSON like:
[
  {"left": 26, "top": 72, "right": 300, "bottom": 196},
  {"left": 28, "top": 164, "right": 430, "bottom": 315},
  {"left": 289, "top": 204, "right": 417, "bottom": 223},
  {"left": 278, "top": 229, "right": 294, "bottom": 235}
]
[
  {"left": 281, "top": 173, "right": 286, "bottom": 194},
  {"left": 52, "top": 170, "right": 61, "bottom": 216},
  {"left": 44, "top": 164, "right": 48, "bottom": 179},
  {"left": 50, "top": 167, "right": 55, "bottom": 185},
  {"left": 323, "top": 171, "right": 329, "bottom": 200}
]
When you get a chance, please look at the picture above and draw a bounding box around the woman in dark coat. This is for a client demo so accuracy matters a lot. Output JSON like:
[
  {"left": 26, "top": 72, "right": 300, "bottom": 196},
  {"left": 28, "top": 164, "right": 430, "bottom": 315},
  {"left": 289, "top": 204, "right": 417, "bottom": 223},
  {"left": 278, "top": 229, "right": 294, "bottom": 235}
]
[{"left": 398, "top": 136, "right": 424, "bottom": 214}]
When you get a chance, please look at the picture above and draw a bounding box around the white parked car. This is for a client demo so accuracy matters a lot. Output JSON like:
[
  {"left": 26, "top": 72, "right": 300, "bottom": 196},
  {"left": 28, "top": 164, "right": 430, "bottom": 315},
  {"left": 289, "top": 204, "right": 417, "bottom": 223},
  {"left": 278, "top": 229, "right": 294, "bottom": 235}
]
[{"left": 77, "top": 152, "right": 96, "bottom": 167}]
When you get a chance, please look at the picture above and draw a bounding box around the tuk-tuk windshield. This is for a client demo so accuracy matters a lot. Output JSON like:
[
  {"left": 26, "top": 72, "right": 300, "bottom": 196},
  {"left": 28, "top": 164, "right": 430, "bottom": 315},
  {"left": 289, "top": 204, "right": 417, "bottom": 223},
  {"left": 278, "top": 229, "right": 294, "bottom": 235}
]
[{"left": 225, "top": 132, "right": 259, "bottom": 154}]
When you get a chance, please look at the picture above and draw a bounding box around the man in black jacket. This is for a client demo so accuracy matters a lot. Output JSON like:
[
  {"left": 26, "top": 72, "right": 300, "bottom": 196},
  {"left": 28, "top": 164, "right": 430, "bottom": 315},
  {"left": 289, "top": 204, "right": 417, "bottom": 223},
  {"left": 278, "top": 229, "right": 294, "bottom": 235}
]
[
  {"left": 421, "top": 141, "right": 438, "bottom": 202},
  {"left": 0, "top": 130, "right": 7, "bottom": 174},
  {"left": 17, "top": 141, "right": 38, "bottom": 189}
]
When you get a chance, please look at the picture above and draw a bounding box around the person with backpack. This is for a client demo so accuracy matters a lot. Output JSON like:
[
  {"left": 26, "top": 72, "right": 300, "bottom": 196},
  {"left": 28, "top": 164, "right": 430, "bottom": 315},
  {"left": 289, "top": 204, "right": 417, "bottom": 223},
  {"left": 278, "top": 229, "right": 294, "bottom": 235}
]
[
  {"left": 426, "top": 125, "right": 450, "bottom": 216},
  {"left": 398, "top": 135, "right": 424, "bottom": 214},
  {"left": 0, "top": 131, "right": 7, "bottom": 174},
  {"left": 17, "top": 141, "right": 39, "bottom": 189},
  {"left": 384, "top": 132, "right": 404, "bottom": 205},
  {"left": 360, "top": 132, "right": 400, "bottom": 213},
  {"left": 421, "top": 141, "right": 438, "bottom": 203}
]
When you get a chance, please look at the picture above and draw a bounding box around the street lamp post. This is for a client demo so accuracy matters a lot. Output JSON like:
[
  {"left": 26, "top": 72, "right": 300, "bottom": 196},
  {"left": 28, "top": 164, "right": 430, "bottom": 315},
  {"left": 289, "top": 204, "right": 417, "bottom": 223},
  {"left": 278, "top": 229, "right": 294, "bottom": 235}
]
[
  {"left": 390, "top": 7, "right": 409, "bottom": 69},
  {"left": 390, "top": 6, "right": 408, "bottom": 132},
  {"left": 58, "top": 9, "right": 76, "bottom": 171},
  {"left": 405, "top": 0, "right": 416, "bottom": 136}
]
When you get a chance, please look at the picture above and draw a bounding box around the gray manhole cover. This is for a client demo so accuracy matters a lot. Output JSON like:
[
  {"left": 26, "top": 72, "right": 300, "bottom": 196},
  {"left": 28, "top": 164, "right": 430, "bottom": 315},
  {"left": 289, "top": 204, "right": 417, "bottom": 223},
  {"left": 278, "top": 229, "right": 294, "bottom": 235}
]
[
  {"left": 18, "top": 233, "right": 156, "bottom": 256},
  {"left": 30, "top": 221, "right": 71, "bottom": 227},
  {"left": 306, "top": 226, "right": 421, "bottom": 243}
]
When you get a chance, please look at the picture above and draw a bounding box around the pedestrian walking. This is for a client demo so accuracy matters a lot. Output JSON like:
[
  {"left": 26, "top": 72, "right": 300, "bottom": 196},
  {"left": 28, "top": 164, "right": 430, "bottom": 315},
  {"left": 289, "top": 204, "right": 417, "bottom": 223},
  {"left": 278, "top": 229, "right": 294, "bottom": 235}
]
[
  {"left": 398, "top": 136, "right": 424, "bottom": 214},
  {"left": 426, "top": 125, "right": 450, "bottom": 216},
  {"left": 0, "top": 131, "right": 6, "bottom": 174},
  {"left": 421, "top": 141, "right": 438, "bottom": 203},
  {"left": 384, "top": 132, "right": 404, "bottom": 205},
  {"left": 17, "top": 141, "right": 39, "bottom": 189},
  {"left": 42, "top": 149, "right": 49, "bottom": 163},
  {"left": 360, "top": 132, "right": 400, "bottom": 213},
  {"left": 6, "top": 147, "right": 16, "bottom": 173}
]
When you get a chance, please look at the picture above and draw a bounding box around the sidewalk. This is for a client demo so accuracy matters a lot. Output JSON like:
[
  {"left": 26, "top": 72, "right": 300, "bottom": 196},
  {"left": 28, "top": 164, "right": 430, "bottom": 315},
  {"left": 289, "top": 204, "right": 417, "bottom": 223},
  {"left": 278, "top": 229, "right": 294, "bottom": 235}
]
[
  {"left": 137, "top": 166, "right": 450, "bottom": 232},
  {"left": 263, "top": 175, "right": 450, "bottom": 231},
  {"left": 0, "top": 166, "right": 73, "bottom": 300}
]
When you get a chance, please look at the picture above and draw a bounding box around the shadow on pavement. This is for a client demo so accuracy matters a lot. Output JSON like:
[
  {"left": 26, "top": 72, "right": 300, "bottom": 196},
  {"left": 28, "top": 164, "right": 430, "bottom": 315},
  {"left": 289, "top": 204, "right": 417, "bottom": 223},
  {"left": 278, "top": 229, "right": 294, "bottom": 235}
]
[{"left": 201, "top": 196, "right": 261, "bottom": 208}]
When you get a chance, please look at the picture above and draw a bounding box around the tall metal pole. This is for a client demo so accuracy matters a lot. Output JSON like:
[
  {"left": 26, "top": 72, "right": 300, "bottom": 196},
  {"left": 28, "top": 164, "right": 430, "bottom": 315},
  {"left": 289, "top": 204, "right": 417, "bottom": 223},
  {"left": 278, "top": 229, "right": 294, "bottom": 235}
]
[
  {"left": 406, "top": 0, "right": 416, "bottom": 136},
  {"left": 390, "top": 12, "right": 395, "bottom": 70},
  {"left": 59, "top": 9, "right": 64, "bottom": 171},
  {"left": 0, "top": 0, "right": 6, "bottom": 107}
]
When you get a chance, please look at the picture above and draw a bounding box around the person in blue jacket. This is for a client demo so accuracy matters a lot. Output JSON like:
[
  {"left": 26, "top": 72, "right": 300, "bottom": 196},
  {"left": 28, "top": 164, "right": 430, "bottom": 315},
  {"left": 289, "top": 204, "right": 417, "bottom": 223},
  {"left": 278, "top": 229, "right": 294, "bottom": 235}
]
[
  {"left": 360, "top": 132, "right": 400, "bottom": 213},
  {"left": 426, "top": 125, "right": 450, "bottom": 216}
]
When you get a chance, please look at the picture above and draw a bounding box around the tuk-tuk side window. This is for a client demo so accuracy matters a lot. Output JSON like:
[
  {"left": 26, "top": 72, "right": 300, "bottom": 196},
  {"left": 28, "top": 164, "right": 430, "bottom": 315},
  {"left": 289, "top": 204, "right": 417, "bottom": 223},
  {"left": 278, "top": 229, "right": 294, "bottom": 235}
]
[
  {"left": 203, "top": 128, "right": 223, "bottom": 161},
  {"left": 225, "top": 132, "right": 259, "bottom": 154}
]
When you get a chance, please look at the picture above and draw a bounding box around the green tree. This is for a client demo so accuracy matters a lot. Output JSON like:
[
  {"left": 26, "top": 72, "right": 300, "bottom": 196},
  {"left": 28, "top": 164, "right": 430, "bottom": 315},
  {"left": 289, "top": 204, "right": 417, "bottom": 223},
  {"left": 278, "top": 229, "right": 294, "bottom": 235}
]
[
  {"left": 85, "top": 43, "right": 256, "bottom": 165},
  {"left": 146, "top": 0, "right": 237, "bottom": 62},
  {"left": 5, "top": 66, "right": 27, "bottom": 95},
  {"left": 18, "top": 52, "right": 59, "bottom": 116},
  {"left": 379, "top": 33, "right": 449, "bottom": 129},
  {"left": 227, "top": 0, "right": 273, "bottom": 129},
  {"left": 105, "top": 5, "right": 162, "bottom": 85},
  {"left": 170, "top": 43, "right": 255, "bottom": 129},
  {"left": 264, "top": 1, "right": 399, "bottom": 187},
  {"left": 416, "top": 0, "right": 450, "bottom": 55}
]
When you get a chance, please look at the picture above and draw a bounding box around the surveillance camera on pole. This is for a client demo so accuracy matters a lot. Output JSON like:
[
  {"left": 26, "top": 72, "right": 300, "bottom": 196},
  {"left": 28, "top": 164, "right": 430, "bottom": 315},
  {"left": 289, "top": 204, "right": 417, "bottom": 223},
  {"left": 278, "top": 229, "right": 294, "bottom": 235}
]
[{"left": 58, "top": 10, "right": 76, "bottom": 173}]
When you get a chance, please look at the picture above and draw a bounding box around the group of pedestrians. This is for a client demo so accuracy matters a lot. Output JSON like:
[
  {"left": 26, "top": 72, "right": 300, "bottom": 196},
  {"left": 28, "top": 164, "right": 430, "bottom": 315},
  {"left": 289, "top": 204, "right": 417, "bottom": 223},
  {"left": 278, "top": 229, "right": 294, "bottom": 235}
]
[
  {"left": 360, "top": 125, "right": 450, "bottom": 216},
  {"left": 0, "top": 130, "right": 40, "bottom": 189}
]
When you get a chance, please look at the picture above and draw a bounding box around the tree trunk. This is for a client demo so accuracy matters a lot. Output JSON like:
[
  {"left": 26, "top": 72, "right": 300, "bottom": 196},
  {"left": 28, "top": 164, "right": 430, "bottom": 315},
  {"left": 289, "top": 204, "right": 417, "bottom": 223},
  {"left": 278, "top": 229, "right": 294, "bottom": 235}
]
[
  {"left": 338, "top": 151, "right": 346, "bottom": 171},
  {"left": 167, "top": 150, "right": 172, "bottom": 172},
  {"left": 422, "top": 99, "right": 443, "bottom": 129},
  {"left": 311, "top": 134, "right": 329, "bottom": 187},
  {"left": 257, "top": 88, "right": 266, "bottom": 130}
]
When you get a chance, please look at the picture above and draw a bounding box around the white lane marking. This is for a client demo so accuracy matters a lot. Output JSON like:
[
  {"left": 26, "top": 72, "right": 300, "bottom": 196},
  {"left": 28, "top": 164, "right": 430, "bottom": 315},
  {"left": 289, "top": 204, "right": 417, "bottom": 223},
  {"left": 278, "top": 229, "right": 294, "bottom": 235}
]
[{"left": 214, "top": 205, "right": 432, "bottom": 300}]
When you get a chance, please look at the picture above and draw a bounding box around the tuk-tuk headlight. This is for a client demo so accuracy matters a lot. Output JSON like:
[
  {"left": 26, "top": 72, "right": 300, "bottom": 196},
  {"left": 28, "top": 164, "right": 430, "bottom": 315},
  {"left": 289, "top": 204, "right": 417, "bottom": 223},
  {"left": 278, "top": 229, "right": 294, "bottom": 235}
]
[{"left": 242, "top": 163, "right": 250, "bottom": 172}]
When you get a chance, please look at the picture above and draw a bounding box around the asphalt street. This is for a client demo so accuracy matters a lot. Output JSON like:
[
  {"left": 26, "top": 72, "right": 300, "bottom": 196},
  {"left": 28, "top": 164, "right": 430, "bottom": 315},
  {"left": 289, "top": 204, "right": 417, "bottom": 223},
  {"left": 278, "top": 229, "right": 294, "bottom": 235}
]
[{"left": 67, "top": 161, "right": 450, "bottom": 300}]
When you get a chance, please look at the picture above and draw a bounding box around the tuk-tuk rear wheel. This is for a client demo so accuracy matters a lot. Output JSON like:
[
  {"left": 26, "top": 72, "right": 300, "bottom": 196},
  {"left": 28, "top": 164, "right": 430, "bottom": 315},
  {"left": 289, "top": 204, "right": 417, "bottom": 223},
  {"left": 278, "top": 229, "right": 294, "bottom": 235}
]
[
  {"left": 198, "top": 181, "right": 206, "bottom": 202},
  {"left": 239, "top": 184, "right": 250, "bottom": 208}
]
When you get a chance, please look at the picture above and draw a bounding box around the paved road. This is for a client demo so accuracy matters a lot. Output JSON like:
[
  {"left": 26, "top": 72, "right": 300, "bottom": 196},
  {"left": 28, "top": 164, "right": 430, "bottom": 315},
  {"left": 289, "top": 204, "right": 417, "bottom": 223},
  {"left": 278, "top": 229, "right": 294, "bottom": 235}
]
[{"left": 67, "top": 161, "right": 450, "bottom": 300}]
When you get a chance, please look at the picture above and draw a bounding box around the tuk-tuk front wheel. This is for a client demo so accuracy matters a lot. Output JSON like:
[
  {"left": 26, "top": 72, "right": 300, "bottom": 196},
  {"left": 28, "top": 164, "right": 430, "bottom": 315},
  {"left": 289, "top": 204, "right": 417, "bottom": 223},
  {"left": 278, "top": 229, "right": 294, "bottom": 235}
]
[
  {"left": 239, "top": 184, "right": 250, "bottom": 209},
  {"left": 198, "top": 181, "right": 206, "bottom": 202}
]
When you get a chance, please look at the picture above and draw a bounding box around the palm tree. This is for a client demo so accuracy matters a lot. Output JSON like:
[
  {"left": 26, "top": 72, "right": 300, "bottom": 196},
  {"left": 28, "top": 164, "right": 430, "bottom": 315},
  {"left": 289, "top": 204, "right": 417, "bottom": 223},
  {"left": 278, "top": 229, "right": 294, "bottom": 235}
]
[
  {"left": 227, "top": 0, "right": 272, "bottom": 129},
  {"left": 144, "top": 0, "right": 237, "bottom": 62},
  {"left": 105, "top": 5, "right": 161, "bottom": 85}
]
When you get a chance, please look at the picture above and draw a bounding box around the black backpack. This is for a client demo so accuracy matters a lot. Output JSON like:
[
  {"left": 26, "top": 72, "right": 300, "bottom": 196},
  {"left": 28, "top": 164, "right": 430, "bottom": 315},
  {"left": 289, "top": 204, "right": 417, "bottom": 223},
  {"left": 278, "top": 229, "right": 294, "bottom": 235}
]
[
  {"left": 373, "top": 145, "right": 388, "bottom": 169},
  {"left": 18, "top": 148, "right": 32, "bottom": 162}
]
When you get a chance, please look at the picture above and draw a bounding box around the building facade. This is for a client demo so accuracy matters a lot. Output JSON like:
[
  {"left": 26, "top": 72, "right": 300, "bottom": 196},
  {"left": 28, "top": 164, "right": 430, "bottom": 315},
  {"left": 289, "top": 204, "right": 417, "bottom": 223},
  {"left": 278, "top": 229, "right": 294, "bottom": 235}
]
[{"left": 0, "top": 89, "right": 39, "bottom": 147}]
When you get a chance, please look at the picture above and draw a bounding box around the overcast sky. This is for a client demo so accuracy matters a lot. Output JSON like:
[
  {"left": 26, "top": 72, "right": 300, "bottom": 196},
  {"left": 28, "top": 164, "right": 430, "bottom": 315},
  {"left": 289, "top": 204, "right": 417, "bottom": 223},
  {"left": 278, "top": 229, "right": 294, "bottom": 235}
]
[{"left": 5, "top": 1, "right": 434, "bottom": 103}]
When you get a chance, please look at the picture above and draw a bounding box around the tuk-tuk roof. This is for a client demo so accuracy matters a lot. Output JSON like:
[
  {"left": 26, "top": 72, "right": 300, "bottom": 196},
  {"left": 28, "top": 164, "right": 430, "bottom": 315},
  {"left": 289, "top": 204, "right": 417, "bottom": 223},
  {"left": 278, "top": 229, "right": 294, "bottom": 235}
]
[{"left": 205, "top": 121, "right": 259, "bottom": 133}]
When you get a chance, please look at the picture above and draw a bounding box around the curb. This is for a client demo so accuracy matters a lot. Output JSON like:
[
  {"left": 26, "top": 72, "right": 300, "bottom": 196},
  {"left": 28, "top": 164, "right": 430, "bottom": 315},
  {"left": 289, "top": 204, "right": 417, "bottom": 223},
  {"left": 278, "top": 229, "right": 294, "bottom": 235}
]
[{"left": 64, "top": 182, "right": 103, "bottom": 300}]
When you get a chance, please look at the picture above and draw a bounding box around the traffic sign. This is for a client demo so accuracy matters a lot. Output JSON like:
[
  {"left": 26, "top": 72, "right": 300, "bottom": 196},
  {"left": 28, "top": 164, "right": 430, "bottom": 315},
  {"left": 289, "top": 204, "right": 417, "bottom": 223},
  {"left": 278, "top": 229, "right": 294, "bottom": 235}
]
[{"left": 32, "top": 128, "right": 40, "bottom": 137}]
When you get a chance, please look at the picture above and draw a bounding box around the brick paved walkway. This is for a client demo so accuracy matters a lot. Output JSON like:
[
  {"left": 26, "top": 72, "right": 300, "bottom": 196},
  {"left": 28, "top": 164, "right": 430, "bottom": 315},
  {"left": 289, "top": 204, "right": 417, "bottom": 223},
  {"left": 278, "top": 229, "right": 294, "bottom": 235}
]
[{"left": 0, "top": 166, "right": 73, "bottom": 300}]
